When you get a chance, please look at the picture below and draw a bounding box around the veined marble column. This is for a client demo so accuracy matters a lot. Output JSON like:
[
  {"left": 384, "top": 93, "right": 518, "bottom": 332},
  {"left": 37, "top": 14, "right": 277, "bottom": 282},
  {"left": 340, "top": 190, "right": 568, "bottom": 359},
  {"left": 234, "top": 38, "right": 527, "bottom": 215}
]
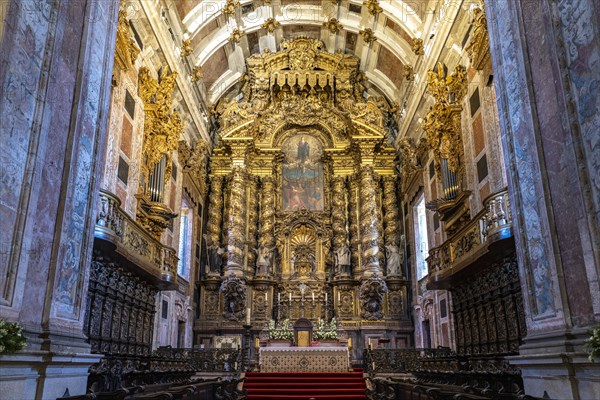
[
  {"left": 246, "top": 175, "right": 260, "bottom": 275},
  {"left": 259, "top": 175, "right": 276, "bottom": 249},
  {"left": 225, "top": 166, "right": 247, "bottom": 275},
  {"left": 331, "top": 176, "right": 348, "bottom": 266},
  {"left": 347, "top": 175, "right": 361, "bottom": 276},
  {"left": 359, "top": 166, "right": 381, "bottom": 275},
  {"left": 206, "top": 175, "right": 224, "bottom": 245}
]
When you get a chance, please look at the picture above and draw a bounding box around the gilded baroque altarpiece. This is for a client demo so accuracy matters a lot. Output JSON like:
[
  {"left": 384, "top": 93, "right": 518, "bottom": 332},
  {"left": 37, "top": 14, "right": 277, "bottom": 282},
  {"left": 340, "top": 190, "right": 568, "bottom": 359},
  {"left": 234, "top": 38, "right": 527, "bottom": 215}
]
[{"left": 197, "top": 38, "right": 412, "bottom": 349}]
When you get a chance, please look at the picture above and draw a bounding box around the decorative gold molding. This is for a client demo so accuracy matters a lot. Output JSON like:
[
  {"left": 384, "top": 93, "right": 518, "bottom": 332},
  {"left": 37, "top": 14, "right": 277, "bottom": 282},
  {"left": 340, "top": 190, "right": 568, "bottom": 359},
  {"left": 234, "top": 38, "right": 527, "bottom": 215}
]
[
  {"left": 423, "top": 63, "right": 468, "bottom": 180},
  {"left": 191, "top": 66, "right": 203, "bottom": 83},
  {"left": 138, "top": 66, "right": 184, "bottom": 178},
  {"left": 363, "top": 0, "right": 383, "bottom": 16},
  {"left": 228, "top": 27, "right": 245, "bottom": 43},
  {"left": 181, "top": 39, "right": 193, "bottom": 58},
  {"left": 222, "top": 0, "right": 240, "bottom": 17},
  {"left": 323, "top": 18, "right": 343, "bottom": 34},
  {"left": 261, "top": 17, "right": 280, "bottom": 33},
  {"left": 465, "top": 6, "right": 491, "bottom": 70},
  {"left": 360, "top": 28, "right": 377, "bottom": 44},
  {"left": 412, "top": 38, "right": 424, "bottom": 56},
  {"left": 114, "top": 10, "right": 140, "bottom": 71},
  {"left": 403, "top": 64, "right": 414, "bottom": 81}
]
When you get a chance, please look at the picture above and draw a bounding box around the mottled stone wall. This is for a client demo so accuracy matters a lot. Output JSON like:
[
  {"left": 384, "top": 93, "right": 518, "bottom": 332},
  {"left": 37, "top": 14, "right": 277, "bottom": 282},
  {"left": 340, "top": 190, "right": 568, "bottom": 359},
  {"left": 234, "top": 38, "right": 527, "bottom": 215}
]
[
  {"left": 486, "top": 0, "right": 600, "bottom": 397},
  {"left": 0, "top": 0, "right": 119, "bottom": 398}
]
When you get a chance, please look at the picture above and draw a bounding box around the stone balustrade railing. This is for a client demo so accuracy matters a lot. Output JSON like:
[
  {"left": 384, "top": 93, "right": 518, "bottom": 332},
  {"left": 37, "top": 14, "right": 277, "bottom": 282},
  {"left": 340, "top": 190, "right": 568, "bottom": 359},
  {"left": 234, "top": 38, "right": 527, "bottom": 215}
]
[
  {"left": 95, "top": 190, "right": 178, "bottom": 288},
  {"left": 426, "top": 189, "right": 512, "bottom": 279}
]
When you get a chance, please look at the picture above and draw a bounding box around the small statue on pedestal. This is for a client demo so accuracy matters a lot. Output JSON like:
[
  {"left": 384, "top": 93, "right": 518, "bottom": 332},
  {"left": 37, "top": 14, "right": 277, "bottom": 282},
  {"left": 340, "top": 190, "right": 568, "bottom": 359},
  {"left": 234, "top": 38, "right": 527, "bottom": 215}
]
[
  {"left": 334, "top": 244, "right": 351, "bottom": 276},
  {"left": 204, "top": 234, "right": 225, "bottom": 275},
  {"left": 385, "top": 244, "right": 403, "bottom": 276},
  {"left": 253, "top": 243, "right": 275, "bottom": 276}
]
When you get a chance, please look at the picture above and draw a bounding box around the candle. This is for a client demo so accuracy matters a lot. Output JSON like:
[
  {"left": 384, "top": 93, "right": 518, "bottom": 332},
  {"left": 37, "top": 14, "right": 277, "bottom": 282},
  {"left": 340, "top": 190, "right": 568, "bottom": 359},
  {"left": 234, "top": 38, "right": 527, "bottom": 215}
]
[
  {"left": 246, "top": 307, "right": 251, "bottom": 325},
  {"left": 265, "top": 292, "right": 268, "bottom": 302},
  {"left": 289, "top": 293, "right": 292, "bottom": 302},
  {"left": 338, "top": 292, "right": 340, "bottom": 303},
  {"left": 278, "top": 293, "right": 281, "bottom": 303},
  {"left": 312, "top": 292, "right": 315, "bottom": 302},
  {"left": 372, "top": 362, "right": 375, "bottom": 370},
  {"left": 325, "top": 293, "right": 327, "bottom": 303}
]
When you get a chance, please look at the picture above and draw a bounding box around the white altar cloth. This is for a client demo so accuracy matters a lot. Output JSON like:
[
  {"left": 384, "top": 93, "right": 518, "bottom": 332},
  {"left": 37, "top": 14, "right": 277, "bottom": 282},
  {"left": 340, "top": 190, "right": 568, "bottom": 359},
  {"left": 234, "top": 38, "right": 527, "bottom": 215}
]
[{"left": 259, "top": 346, "right": 350, "bottom": 373}]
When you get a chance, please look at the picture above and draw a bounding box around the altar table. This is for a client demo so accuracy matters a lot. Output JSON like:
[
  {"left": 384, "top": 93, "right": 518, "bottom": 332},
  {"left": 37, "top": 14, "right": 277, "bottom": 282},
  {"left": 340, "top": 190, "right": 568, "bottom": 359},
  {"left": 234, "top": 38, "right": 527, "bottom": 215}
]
[{"left": 259, "top": 346, "right": 350, "bottom": 373}]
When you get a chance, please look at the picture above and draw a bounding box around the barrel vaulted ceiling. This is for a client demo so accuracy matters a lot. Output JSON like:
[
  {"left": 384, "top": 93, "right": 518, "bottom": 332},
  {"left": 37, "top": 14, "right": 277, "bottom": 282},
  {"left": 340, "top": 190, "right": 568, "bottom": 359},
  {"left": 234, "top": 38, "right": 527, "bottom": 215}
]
[{"left": 130, "top": 0, "right": 479, "bottom": 144}]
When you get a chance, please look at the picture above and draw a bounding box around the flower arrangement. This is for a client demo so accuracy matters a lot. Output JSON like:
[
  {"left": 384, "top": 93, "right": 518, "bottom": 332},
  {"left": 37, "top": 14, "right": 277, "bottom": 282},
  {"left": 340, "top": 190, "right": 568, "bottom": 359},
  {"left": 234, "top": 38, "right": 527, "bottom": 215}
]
[
  {"left": 268, "top": 319, "right": 293, "bottom": 340},
  {"left": 313, "top": 318, "right": 338, "bottom": 340},
  {"left": 0, "top": 320, "right": 27, "bottom": 354},
  {"left": 585, "top": 326, "right": 600, "bottom": 361}
]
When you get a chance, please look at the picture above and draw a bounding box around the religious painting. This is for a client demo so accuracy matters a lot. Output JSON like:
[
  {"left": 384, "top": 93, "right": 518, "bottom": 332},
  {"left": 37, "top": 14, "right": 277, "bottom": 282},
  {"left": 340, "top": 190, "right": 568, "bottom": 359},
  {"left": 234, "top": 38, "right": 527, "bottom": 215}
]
[{"left": 282, "top": 134, "right": 324, "bottom": 211}]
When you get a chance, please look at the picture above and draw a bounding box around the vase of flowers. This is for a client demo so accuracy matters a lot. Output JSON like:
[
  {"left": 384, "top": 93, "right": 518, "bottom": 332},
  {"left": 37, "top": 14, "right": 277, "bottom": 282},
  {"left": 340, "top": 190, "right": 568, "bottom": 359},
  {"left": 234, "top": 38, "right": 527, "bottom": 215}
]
[
  {"left": 313, "top": 318, "right": 339, "bottom": 347},
  {"left": 0, "top": 320, "right": 27, "bottom": 354},
  {"left": 268, "top": 319, "right": 293, "bottom": 347}
]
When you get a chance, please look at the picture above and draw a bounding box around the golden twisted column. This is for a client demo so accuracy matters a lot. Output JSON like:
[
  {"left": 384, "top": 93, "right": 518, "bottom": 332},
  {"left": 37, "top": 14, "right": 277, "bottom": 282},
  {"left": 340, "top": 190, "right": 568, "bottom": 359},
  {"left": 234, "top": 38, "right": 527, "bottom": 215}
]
[
  {"left": 348, "top": 175, "right": 361, "bottom": 276},
  {"left": 375, "top": 176, "right": 385, "bottom": 268},
  {"left": 359, "top": 165, "right": 381, "bottom": 275},
  {"left": 225, "top": 166, "right": 247, "bottom": 275},
  {"left": 382, "top": 176, "right": 400, "bottom": 246},
  {"left": 331, "top": 176, "right": 347, "bottom": 255},
  {"left": 246, "top": 175, "right": 259, "bottom": 275},
  {"left": 206, "top": 175, "right": 224, "bottom": 245},
  {"left": 259, "top": 175, "right": 276, "bottom": 249}
]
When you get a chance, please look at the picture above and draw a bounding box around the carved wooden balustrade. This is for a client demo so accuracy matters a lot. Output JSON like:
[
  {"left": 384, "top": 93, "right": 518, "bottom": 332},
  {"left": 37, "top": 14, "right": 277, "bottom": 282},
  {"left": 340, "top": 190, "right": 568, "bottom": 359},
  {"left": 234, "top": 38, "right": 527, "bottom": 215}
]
[
  {"left": 426, "top": 189, "right": 512, "bottom": 287},
  {"left": 364, "top": 348, "right": 524, "bottom": 395},
  {"left": 95, "top": 189, "right": 178, "bottom": 288},
  {"left": 87, "top": 347, "right": 242, "bottom": 393}
]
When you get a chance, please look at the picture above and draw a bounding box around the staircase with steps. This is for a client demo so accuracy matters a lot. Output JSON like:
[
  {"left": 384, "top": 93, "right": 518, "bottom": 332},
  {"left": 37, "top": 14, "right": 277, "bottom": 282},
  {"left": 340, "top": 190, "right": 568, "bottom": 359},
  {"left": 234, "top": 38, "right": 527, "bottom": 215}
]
[{"left": 243, "top": 371, "right": 367, "bottom": 400}]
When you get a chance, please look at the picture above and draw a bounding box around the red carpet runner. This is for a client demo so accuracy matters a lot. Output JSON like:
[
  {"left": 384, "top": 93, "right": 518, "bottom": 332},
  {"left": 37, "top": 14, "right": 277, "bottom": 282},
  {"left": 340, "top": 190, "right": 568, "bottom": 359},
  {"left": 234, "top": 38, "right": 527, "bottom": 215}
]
[{"left": 244, "top": 371, "right": 366, "bottom": 400}]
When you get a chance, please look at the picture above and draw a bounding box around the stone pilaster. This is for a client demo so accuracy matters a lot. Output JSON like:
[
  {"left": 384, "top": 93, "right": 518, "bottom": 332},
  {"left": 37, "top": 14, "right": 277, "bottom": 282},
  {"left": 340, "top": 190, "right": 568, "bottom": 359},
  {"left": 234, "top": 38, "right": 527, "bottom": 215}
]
[
  {"left": 486, "top": 0, "right": 600, "bottom": 397},
  {"left": 0, "top": 0, "right": 119, "bottom": 398}
]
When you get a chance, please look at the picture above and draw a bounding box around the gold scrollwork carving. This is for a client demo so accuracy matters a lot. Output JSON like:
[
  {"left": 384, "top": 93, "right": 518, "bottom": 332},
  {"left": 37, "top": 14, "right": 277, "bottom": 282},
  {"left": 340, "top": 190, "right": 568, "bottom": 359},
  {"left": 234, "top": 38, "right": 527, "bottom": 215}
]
[
  {"left": 114, "top": 9, "right": 140, "bottom": 71},
  {"left": 465, "top": 6, "right": 491, "bottom": 71}
]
